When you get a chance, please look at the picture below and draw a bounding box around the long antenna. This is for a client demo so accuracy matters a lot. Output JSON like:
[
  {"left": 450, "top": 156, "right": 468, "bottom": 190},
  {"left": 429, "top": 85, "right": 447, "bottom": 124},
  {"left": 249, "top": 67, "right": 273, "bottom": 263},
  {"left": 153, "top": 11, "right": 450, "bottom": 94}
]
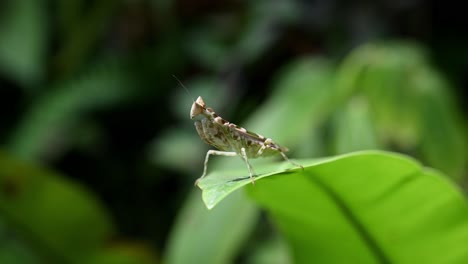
[{"left": 172, "top": 75, "right": 195, "bottom": 102}]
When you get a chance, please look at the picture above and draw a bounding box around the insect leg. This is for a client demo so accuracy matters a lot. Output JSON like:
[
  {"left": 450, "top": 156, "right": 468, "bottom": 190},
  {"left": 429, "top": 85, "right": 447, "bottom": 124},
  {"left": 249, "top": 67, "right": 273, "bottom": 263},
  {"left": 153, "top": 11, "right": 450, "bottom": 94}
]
[
  {"left": 195, "top": 150, "right": 237, "bottom": 186},
  {"left": 256, "top": 138, "right": 272, "bottom": 156},
  {"left": 256, "top": 144, "right": 267, "bottom": 156},
  {"left": 240, "top": 147, "right": 256, "bottom": 184},
  {"left": 279, "top": 152, "right": 304, "bottom": 170}
]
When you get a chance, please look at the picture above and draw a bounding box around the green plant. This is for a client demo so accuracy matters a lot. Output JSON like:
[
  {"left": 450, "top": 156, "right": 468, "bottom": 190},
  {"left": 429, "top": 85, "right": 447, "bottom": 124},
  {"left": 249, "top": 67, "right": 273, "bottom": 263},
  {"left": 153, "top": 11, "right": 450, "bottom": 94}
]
[{"left": 196, "top": 151, "right": 468, "bottom": 263}]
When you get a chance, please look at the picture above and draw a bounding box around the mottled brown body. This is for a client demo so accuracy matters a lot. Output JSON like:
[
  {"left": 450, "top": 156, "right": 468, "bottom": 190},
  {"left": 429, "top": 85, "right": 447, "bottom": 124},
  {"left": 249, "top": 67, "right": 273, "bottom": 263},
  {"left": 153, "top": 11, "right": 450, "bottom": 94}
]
[{"left": 191, "top": 96, "right": 301, "bottom": 185}]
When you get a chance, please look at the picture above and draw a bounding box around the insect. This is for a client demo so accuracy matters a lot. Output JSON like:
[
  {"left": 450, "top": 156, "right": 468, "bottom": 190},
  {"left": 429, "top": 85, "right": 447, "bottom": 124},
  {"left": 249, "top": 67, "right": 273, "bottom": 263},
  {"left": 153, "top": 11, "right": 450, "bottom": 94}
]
[{"left": 189, "top": 95, "right": 303, "bottom": 185}]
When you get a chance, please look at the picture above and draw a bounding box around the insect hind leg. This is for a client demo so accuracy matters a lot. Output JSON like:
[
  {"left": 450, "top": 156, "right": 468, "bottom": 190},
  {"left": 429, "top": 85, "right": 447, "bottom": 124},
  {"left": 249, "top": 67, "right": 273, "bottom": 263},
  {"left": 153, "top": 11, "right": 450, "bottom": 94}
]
[
  {"left": 241, "top": 147, "right": 256, "bottom": 185},
  {"left": 279, "top": 152, "right": 304, "bottom": 170},
  {"left": 195, "top": 150, "right": 237, "bottom": 186}
]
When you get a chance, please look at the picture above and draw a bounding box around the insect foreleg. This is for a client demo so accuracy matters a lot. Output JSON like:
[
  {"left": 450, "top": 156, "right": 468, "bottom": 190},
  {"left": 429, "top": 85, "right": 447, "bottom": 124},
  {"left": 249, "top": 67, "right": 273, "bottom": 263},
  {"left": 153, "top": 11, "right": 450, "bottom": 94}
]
[
  {"left": 195, "top": 150, "right": 237, "bottom": 186},
  {"left": 241, "top": 147, "right": 256, "bottom": 184}
]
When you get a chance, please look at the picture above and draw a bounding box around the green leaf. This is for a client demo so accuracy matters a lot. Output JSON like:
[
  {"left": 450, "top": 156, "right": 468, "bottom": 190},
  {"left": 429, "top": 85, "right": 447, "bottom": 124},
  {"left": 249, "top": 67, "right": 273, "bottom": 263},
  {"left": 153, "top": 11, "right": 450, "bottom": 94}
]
[
  {"left": 197, "top": 158, "right": 307, "bottom": 210},
  {"left": 0, "top": 0, "right": 47, "bottom": 86},
  {"left": 88, "top": 243, "right": 158, "bottom": 264},
  {"left": 0, "top": 151, "right": 114, "bottom": 263},
  {"left": 197, "top": 151, "right": 468, "bottom": 263},
  {"left": 163, "top": 190, "right": 258, "bottom": 264},
  {"left": 412, "top": 67, "right": 466, "bottom": 179},
  {"left": 245, "top": 232, "right": 292, "bottom": 264},
  {"left": 0, "top": 221, "right": 40, "bottom": 264},
  {"left": 335, "top": 42, "right": 467, "bottom": 179},
  {"left": 331, "top": 96, "right": 379, "bottom": 154},
  {"left": 246, "top": 57, "right": 336, "bottom": 147},
  {"left": 336, "top": 42, "right": 425, "bottom": 146}
]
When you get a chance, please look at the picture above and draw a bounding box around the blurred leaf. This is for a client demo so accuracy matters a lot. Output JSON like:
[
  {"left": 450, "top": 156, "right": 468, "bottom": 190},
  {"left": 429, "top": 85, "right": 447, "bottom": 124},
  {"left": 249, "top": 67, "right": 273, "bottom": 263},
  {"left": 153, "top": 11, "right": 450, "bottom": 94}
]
[
  {"left": 56, "top": 0, "right": 85, "bottom": 36},
  {"left": 164, "top": 190, "right": 258, "bottom": 264},
  {"left": 245, "top": 233, "right": 292, "bottom": 264},
  {"left": 235, "top": 0, "right": 300, "bottom": 64},
  {"left": 186, "top": 25, "right": 230, "bottom": 70},
  {"left": 355, "top": 43, "right": 427, "bottom": 146},
  {"left": 198, "top": 151, "right": 468, "bottom": 263},
  {"left": 7, "top": 61, "right": 140, "bottom": 161},
  {"left": 0, "top": 151, "right": 114, "bottom": 262},
  {"left": 0, "top": 0, "right": 47, "bottom": 86},
  {"left": 186, "top": 0, "right": 300, "bottom": 69},
  {"left": 0, "top": 220, "right": 40, "bottom": 264},
  {"left": 89, "top": 243, "right": 158, "bottom": 264},
  {"left": 336, "top": 42, "right": 467, "bottom": 179},
  {"left": 417, "top": 79, "right": 466, "bottom": 179},
  {"left": 247, "top": 57, "right": 337, "bottom": 147},
  {"left": 53, "top": 0, "right": 119, "bottom": 77},
  {"left": 332, "top": 96, "right": 379, "bottom": 153},
  {"left": 149, "top": 129, "right": 205, "bottom": 173}
]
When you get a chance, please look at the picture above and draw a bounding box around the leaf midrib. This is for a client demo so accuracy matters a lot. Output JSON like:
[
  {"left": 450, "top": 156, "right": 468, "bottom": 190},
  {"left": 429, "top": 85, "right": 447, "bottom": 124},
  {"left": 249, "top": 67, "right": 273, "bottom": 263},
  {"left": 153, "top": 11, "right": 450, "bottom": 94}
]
[{"left": 304, "top": 170, "right": 391, "bottom": 264}]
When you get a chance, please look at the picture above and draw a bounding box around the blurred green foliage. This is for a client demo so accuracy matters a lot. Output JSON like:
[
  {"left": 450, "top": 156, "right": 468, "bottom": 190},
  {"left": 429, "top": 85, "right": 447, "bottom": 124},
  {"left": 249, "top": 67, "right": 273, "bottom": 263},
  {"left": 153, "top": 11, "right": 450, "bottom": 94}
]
[
  {"left": 0, "top": 152, "right": 114, "bottom": 263},
  {"left": 0, "top": 0, "right": 467, "bottom": 263}
]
